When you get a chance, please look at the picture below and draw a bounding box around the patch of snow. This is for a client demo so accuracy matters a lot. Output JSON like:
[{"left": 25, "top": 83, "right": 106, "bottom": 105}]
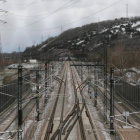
[
  {"left": 115, "top": 29, "right": 119, "bottom": 32},
  {"left": 132, "top": 21, "right": 140, "bottom": 28},
  {"left": 96, "top": 43, "right": 103, "bottom": 47},
  {"left": 7, "top": 63, "right": 39, "bottom": 69},
  {"left": 121, "top": 23, "right": 128, "bottom": 26},
  {"left": 76, "top": 40, "right": 85, "bottom": 45},
  {"left": 136, "top": 28, "right": 140, "bottom": 32},
  {"left": 126, "top": 72, "right": 132, "bottom": 78},
  {"left": 122, "top": 28, "right": 125, "bottom": 31},
  {"left": 38, "top": 44, "right": 46, "bottom": 50},
  {"left": 112, "top": 25, "right": 120, "bottom": 29},
  {"left": 110, "top": 30, "right": 114, "bottom": 33},
  {"left": 100, "top": 29, "right": 108, "bottom": 33},
  {"left": 92, "top": 31, "right": 96, "bottom": 35},
  {"left": 130, "top": 67, "right": 140, "bottom": 74},
  {"left": 129, "top": 83, "right": 136, "bottom": 86},
  {"left": 137, "top": 78, "right": 140, "bottom": 84}
]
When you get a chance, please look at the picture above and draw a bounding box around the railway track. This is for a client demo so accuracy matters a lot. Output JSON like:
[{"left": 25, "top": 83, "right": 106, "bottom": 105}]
[
  {"left": 47, "top": 61, "right": 86, "bottom": 140},
  {"left": 71, "top": 63, "right": 100, "bottom": 140},
  {"left": 79, "top": 66, "right": 132, "bottom": 126},
  {"left": 0, "top": 88, "right": 30, "bottom": 124},
  {"left": 0, "top": 94, "right": 36, "bottom": 139},
  {"left": 44, "top": 62, "right": 68, "bottom": 140},
  {"left": 47, "top": 61, "right": 101, "bottom": 140}
]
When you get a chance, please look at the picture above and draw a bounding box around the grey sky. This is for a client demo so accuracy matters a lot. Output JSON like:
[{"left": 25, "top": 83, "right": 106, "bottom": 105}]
[{"left": 0, "top": 0, "right": 138, "bottom": 52}]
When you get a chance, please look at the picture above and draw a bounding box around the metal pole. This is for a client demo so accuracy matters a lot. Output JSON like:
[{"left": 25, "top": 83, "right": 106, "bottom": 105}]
[
  {"left": 51, "top": 64, "right": 53, "bottom": 89},
  {"left": 126, "top": 114, "right": 127, "bottom": 126},
  {"left": 45, "top": 62, "right": 47, "bottom": 94},
  {"left": 45, "top": 62, "right": 48, "bottom": 102},
  {"left": 110, "top": 68, "right": 114, "bottom": 134},
  {"left": 88, "top": 66, "right": 91, "bottom": 99},
  {"left": 52, "top": 63, "right": 54, "bottom": 90},
  {"left": 81, "top": 63, "right": 83, "bottom": 82},
  {"left": 94, "top": 66, "right": 98, "bottom": 107},
  {"left": 35, "top": 71, "right": 39, "bottom": 121},
  {"left": 104, "top": 44, "right": 108, "bottom": 123},
  {"left": 48, "top": 61, "right": 50, "bottom": 87},
  {"left": 18, "top": 65, "right": 22, "bottom": 140}
]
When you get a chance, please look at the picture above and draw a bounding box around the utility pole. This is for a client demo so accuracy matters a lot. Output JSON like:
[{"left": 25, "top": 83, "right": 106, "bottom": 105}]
[
  {"left": 45, "top": 61, "right": 48, "bottom": 98},
  {"left": 51, "top": 63, "right": 53, "bottom": 89},
  {"left": 81, "top": 62, "right": 83, "bottom": 82},
  {"left": 104, "top": 43, "right": 108, "bottom": 123},
  {"left": 35, "top": 71, "right": 39, "bottom": 121},
  {"left": 33, "top": 41, "right": 35, "bottom": 46},
  {"left": 94, "top": 66, "right": 98, "bottom": 107},
  {"left": 18, "top": 65, "right": 22, "bottom": 140},
  {"left": 19, "top": 46, "right": 21, "bottom": 64},
  {"left": 88, "top": 66, "right": 91, "bottom": 99},
  {"left": 0, "top": 9, "right": 7, "bottom": 64},
  {"left": 0, "top": 8, "right": 7, "bottom": 69},
  {"left": 110, "top": 68, "right": 114, "bottom": 134},
  {"left": 126, "top": 4, "right": 128, "bottom": 19},
  {"left": 58, "top": 62, "right": 61, "bottom": 77},
  {"left": 48, "top": 61, "right": 50, "bottom": 87},
  {"left": 0, "top": 34, "right": 2, "bottom": 55},
  {"left": 42, "top": 35, "right": 43, "bottom": 43},
  {"left": 0, "top": 34, "right": 4, "bottom": 70}
]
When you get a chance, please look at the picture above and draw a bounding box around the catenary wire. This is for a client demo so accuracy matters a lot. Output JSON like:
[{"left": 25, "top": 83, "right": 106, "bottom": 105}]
[{"left": 0, "top": 0, "right": 123, "bottom": 32}]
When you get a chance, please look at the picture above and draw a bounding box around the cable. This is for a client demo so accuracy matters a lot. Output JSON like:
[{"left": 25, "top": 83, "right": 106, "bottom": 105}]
[
  {"left": 7, "top": 0, "right": 39, "bottom": 15},
  {"left": 62, "top": 0, "right": 123, "bottom": 27},
  {"left": 5, "top": 0, "right": 44, "bottom": 5},
  {"left": 18, "top": 0, "right": 73, "bottom": 29},
  {"left": 0, "top": 91, "right": 16, "bottom": 97},
  {"left": 114, "top": 118, "right": 140, "bottom": 129},
  {"left": 115, "top": 88, "right": 140, "bottom": 111},
  {"left": 111, "top": 63, "right": 140, "bottom": 86},
  {"left": 1, "top": 0, "right": 123, "bottom": 32},
  {"left": 6, "top": 0, "right": 81, "bottom": 18},
  {"left": 6, "top": 0, "right": 73, "bottom": 19}
]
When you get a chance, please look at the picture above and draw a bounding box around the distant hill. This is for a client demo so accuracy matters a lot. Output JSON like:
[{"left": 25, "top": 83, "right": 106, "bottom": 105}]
[{"left": 23, "top": 16, "right": 140, "bottom": 63}]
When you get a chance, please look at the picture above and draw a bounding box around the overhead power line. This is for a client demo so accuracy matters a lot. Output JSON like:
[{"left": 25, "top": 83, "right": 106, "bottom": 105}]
[
  {"left": 7, "top": 0, "right": 39, "bottom": 15},
  {"left": 1, "top": 0, "right": 123, "bottom": 32},
  {"left": 5, "top": 0, "right": 73, "bottom": 29},
  {"left": 4, "top": 0, "right": 44, "bottom": 5},
  {"left": 7, "top": 0, "right": 81, "bottom": 18},
  {"left": 0, "top": 0, "right": 6, "bottom": 3},
  {"left": 0, "top": 9, "right": 8, "bottom": 13}
]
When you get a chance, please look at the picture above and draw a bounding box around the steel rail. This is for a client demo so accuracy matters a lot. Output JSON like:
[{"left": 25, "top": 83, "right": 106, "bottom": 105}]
[
  {"left": 73, "top": 62, "right": 99, "bottom": 140},
  {"left": 44, "top": 64, "right": 67, "bottom": 140}
]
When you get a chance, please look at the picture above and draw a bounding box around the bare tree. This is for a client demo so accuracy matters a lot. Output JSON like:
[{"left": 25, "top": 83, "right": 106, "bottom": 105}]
[{"left": 111, "top": 44, "right": 132, "bottom": 72}]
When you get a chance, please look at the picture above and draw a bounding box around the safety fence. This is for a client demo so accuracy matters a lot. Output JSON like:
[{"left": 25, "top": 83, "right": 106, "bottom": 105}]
[
  {"left": 115, "top": 80, "right": 140, "bottom": 110},
  {"left": 0, "top": 72, "right": 30, "bottom": 113}
]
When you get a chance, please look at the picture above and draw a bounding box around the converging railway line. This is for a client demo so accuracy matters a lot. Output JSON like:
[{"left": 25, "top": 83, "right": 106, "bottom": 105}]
[{"left": 0, "top": 59, "right": 140, "bottom": 140}]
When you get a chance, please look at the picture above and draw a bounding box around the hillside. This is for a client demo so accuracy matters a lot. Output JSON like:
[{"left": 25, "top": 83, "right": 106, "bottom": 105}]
[{"left": 23, "top": 16, "right": 140, "bottom": 64}]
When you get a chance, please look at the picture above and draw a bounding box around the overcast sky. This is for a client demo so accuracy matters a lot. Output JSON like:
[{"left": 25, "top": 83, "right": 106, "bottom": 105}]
[{"left": 0, "top": 0, "right": 139, "bottom": 53}]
